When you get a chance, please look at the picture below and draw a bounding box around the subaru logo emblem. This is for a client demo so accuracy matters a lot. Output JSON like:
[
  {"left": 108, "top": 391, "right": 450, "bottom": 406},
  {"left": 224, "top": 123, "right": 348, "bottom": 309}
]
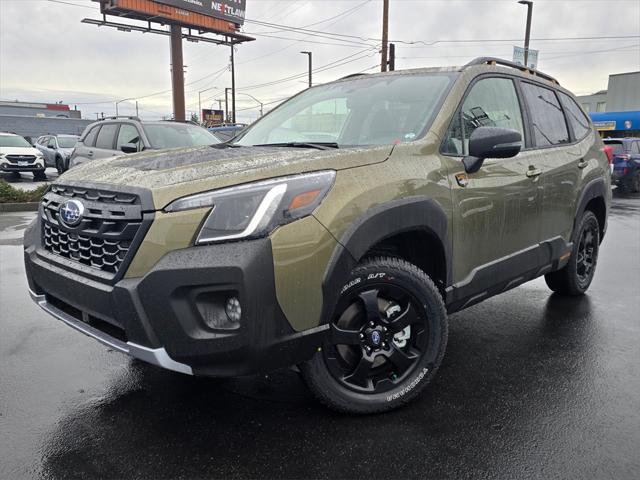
[
  {"left": 59, "top": 199, "right": 84, "bottom": 227},
  {"left": 371, "top": 330, "right": 381, "bottom": 346}
]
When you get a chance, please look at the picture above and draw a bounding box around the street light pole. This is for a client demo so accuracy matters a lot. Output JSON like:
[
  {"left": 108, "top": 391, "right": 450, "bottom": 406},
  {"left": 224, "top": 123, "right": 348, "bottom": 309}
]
[
  {"left": 301, "top": 51, "right": 312, "bottom": 88},
  {"left": 236, "top": 92, "right": 264, "bottom": 117},
  {"left": 518, "top": 0, "right": 533, "bottom": 67},
  {"left": 381, "top": 0, "right": 389, "bottom": 72},
  {"left": 115, "top": 97, "right": 134, "bottom": 116}
]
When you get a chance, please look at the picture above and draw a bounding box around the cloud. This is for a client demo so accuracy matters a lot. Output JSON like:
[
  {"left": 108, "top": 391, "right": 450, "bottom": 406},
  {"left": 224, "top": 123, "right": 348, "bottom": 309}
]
[{"left": 1, "top": 0, "right": 638, "bottom": 122}]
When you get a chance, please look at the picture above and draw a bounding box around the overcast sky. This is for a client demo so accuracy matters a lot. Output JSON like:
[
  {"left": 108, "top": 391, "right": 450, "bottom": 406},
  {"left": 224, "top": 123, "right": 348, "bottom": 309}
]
[{"left": 1, "top": 0, "right": 639, "bottom": 122}]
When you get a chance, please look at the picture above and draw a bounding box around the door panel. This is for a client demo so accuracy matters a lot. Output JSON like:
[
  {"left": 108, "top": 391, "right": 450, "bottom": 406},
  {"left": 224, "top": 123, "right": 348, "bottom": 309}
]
[{"left": 442, "top": 76, "right": 541, "bottom": 284}]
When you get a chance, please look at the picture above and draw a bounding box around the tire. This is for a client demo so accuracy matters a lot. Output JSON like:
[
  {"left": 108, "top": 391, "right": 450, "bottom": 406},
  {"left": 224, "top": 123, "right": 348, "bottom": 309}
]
[
  {"left": 55, "top": 156, "right": 65, "bottom": 175},
  {"left": 33, "top": 169, "right": 47, "bottom": 181},
  {"left": 300, "top": 256, "right": 448, "bottom": 414},
  {"left": 545, "top": 210, "right": 600, "bottom": 296}
]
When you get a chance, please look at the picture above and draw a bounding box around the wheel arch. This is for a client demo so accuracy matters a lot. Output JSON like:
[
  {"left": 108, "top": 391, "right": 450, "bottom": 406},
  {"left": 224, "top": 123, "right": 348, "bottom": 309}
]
[
  {"left": 574, "top": 178, "right": 608, "bottom": 243},
  {"left": 320, "top": 197, "right": 451, "bottom": 323}
]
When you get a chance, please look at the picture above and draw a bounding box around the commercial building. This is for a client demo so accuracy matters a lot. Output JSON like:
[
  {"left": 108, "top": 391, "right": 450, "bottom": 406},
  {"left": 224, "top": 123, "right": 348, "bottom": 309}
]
[
  {"left": 576, "top": 71, "right": 640, "bottom": 138},
  {"left": 0, "top": 101, "right": 92, "bottom": 142}
]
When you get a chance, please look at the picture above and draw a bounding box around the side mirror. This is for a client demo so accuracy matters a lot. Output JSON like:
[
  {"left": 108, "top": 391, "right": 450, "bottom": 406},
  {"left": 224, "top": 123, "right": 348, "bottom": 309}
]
[
  {"left": 121, "top": 143, "right": 138, "bottom": 154},
  {"left": 462, "top": 127, "right": 522, "bottom": 174}
]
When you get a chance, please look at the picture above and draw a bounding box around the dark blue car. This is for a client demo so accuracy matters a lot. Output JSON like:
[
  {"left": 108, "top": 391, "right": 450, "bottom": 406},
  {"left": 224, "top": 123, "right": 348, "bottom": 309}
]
[{"left": 604, "top": 138, "right": 640, "bottom": 192}]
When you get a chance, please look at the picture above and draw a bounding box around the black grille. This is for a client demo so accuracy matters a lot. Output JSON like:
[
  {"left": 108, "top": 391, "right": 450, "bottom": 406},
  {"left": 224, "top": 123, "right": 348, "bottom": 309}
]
[
  {"left": 6, "top": 155, "right": 37, "bottom": 164},
  {"left": 40, "top": 186, "right": 146, "bottom": 277}
]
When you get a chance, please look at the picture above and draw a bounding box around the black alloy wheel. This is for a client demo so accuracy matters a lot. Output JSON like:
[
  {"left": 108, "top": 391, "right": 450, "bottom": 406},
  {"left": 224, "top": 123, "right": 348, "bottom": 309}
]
[
  {"left": 575, "top": 220, "right": 598, "bottom": 288},
  {"left": 301, "top": 257, "right": 448, "bottom": 414},
  {"left": 324, "top": 285, "right": 426, "bottom": 394}
]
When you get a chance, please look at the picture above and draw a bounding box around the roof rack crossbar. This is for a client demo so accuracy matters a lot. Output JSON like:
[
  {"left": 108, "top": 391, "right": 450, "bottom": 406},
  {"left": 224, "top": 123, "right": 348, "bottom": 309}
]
[{"left": 463, "top": 57, "right": 560, "bottom": 85}]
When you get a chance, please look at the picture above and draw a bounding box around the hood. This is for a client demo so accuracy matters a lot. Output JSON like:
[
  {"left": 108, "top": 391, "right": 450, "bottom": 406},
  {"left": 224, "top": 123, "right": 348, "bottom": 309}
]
[
  {"left": 59, "top": 144, "right": 393, "bottom": 209},
  {"left": 0, "top": 146, "right": 42, "bottom": 157},
  {"left": 60, "top": 148, "right": 74, "bottom": 156}
]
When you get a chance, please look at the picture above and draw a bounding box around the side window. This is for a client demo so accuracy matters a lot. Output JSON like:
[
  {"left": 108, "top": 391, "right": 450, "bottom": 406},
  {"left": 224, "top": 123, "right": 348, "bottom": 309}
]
[
  {"left": 47, "top": 137, "right": 56, "bottom": 148},
  {"left": 443, "top": 77, "right": 524, "bottom": 156},
  {"left": 559, "top": 92, "right": 591, "bottom": 141},
  {"left": 38, "top": 136, "right": 48, "bottom": 146},
  {"left": 94, "top": 124, "right": 118, "bottom": 150},
  {"left": 632, "top": 142, "right": 640, "bottom": 154},
  {"left": 83, "top": 126, "right": 100, "bottom": 147},
  {"left": 116, "top": 124, "right": 142, "bottom": 151},
  {"left": 521, "top": 83, "right": 570, "bottom": 147}
]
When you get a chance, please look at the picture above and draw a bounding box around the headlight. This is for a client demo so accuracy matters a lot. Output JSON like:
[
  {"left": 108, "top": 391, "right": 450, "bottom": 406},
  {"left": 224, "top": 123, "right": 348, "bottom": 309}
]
[{"left": 164, "top": 171, "right": 336, "bottom": 244}]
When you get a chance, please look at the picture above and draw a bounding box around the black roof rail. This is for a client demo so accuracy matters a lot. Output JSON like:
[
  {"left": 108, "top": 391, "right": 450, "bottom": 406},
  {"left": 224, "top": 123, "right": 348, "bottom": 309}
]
[
  {"left": 463, "top": 57, "right": 560, "bottom": 86},
  {"left": 99, "top": 115, "right": 142, "bottom": 122}
]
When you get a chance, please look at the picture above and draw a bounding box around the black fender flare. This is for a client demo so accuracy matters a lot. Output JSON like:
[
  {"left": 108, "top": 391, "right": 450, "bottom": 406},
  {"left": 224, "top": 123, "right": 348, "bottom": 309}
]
[
  {"left": 573, "top": 177, "right": 607, "bottom": 242},
  {"left": 319, "top": 196, "right": 450, "bottom": 323}
]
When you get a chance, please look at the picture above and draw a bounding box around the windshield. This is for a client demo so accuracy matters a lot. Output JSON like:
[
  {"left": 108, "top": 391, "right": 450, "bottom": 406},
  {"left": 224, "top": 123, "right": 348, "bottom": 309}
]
[
  {"left": 0, "top": 135, "right": 32, "bottom": 148},
  {"left": 57, "top": 136, "right": 79, "bottom": 148},
  {"left": 235, "top": 73, "right": 454, "bottom": 147},
  {"left": 603, "top": 141, "right": 626, "bottom": 154},
  {"left": 143, "top": 123, "right": 220, "bottom": 149}
]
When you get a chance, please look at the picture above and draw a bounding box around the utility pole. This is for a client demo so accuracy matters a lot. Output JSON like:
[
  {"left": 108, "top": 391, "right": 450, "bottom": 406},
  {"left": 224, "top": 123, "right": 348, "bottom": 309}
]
[
  {"left": 225, "top": 88, "right": 231, "bottom": 123},
  {"left": 381, "top": 0, "right": 389, "bottom": 72},
  {"left": 217, "top": 99, "right": 223, "bottom": 111},
  {"left": 170, "top": 24, "right": 186, "bottom": 121},
  {"left": 135, "top": 101, "right": 139, "bottom": 118},
  {"left": 388, "top": 43, "right": 396, "bottom": 71},
  {"left": 230, "top": 44, "right": 236, "bottom": 124},
  {"left": 301, "top": 51, "right": 312, "bottom": 88},
  {"left": 518, "top": 0, "right": 533, "bottom": 67}
]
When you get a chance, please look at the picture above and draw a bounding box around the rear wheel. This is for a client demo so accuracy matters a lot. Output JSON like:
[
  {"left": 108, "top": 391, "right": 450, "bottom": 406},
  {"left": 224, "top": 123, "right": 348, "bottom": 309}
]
[
  {"left": 300, "top": 257, "right": 448, "bottom": 414},
  {"left": 545, "top": 210, "right": 600, "bottom": 296}
]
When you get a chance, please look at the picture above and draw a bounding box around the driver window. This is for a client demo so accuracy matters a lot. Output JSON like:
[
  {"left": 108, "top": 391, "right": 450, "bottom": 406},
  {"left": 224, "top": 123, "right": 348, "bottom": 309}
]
[
  {"left": 47, "top": 137, "right": 56, "bottom": 148},
  {"left": 116, "top": 124, "right": 142, "bottom": 151},
  {"left": 443, "top": 77, "right": 524, "bottom": 156}
]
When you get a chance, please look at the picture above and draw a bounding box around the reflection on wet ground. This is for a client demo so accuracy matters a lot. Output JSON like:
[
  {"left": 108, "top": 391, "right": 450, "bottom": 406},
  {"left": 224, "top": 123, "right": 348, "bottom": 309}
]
[{"left": 1, "top": 195, "right": 639, "bottom": 479}]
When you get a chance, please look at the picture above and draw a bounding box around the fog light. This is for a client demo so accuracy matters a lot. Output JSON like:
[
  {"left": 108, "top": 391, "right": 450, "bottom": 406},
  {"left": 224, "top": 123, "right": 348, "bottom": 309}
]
[{"left": 225, "top": 297, "right": 242, "bottom": 323}]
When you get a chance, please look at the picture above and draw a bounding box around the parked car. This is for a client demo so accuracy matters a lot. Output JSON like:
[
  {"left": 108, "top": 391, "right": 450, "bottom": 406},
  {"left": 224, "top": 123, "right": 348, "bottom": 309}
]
[
  {"left": 603, "top": 138, "right": 640, "bottom": 192},
  {"left": 69, "top": 117, "right": 220, "bottom": 169},
  {"left": 208, "top": 124, "right": 246, "bottom": 142},
  {"left": 24, "top": 58, "right": 610, "bottom": 413},
  {"left": 35, "top": 134, "right": 80, "bottom": 174},
  {"left": 0, "top": 132, "right": 47, "bottom": 180}
]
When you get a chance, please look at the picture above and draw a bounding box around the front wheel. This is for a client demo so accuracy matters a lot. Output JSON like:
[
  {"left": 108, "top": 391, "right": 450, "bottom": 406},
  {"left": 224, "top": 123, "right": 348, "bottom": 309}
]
[
  {"left": 33, "top": 169, "right": 47, "bottom": 181},
  {"left": 545, "top": 210, "right": 600, "bottom": 296},
  {"left": 300, "top": 257, "right": 448, "bottom": 414},
  {"left": 55, "top": 157, "right": 65, "bottom": 175}
]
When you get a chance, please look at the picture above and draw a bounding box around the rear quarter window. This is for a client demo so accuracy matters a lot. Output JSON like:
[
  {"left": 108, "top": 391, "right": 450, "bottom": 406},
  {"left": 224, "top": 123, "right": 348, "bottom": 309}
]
[
  {"left": 558, "top": 92, "right": 591, "bottom": 140},
  {"left": 521, "top": 82, "right": 570, "bottom": 147}
]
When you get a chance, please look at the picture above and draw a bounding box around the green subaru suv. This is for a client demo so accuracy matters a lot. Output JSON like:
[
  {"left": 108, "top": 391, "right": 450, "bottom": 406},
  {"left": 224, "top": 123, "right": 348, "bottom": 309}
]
[{"left": 24, "top": 58, "right": 610, "bottom": 413}]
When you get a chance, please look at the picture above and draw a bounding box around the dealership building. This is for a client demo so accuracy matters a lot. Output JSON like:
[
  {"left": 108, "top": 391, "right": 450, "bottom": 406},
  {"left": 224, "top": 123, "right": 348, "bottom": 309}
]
[
  {"left": 576, "top": 71, "right": 640, "bottom": 138},
  {"left": 0, "top": 101, "right": 92, "bottom": 142}
]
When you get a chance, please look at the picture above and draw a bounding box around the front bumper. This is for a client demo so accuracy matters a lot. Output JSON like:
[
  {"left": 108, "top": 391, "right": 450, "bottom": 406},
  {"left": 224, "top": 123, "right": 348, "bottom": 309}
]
[
  {"left": 1, "top": 161, "right": 44, "bottom": 172},
  {"left": 24, "top": 230, "right": 327, "bottom": 377}
]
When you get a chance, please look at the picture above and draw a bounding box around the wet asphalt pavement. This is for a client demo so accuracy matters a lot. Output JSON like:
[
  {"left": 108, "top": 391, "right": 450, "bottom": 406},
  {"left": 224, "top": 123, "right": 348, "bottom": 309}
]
[{"left": 1, "top": 193, "right": 639, "bottom": 480}]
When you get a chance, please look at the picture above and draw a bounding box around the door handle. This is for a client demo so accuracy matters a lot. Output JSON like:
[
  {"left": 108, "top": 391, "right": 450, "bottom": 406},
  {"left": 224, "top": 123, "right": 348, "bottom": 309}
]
[
  {"left": 577, "top": 159, "right": 589, "bottom": 169},
  {"left": 526, "top": 167, "right": 542, "bottom": 178},
  {"left": 87, "top": 151, "right": 94, "bottom": 157}
]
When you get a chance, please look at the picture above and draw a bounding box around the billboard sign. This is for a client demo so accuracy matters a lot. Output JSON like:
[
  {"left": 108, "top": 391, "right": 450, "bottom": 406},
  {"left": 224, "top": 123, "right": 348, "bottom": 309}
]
[
  {"left": 202, "top": 109, "right": 224, "bottom": 126},
  {"left": 154, "top": 0, "right": 246, "bottom": 25},
  {"left": 513, "top": 46, "right": 539, "bottom": 70}
]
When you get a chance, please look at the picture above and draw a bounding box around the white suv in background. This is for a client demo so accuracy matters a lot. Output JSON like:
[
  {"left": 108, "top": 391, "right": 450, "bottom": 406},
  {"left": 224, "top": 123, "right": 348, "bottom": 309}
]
[{"left": 0, "top": 132, "right": 47, "bottom": 180}]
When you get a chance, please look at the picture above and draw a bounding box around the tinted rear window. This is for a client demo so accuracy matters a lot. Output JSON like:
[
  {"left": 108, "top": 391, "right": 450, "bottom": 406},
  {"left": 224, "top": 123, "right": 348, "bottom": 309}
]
[
  {"left": 521, "top": 83, "right": 570, "bottom": 147},
  {"left": 83, "top": 126, "right": 100, "bottom": 147},
  {"left": 95, "top": 124, "right": 119, "bottom": 150}
]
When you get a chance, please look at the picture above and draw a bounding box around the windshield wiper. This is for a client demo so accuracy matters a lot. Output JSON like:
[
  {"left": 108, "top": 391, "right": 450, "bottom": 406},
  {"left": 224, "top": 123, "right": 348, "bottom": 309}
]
[{"left": 253, "top": 142, "right": 339, "bottom": 150}]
